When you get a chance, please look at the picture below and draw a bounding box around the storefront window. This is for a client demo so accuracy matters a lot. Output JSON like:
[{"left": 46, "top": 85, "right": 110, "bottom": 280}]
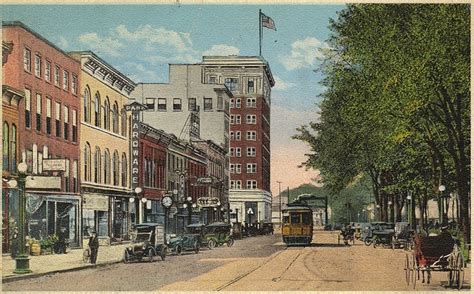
[
  {"left": 98, "top": 211, "right": 108, "bottom": 237},
  {"left": 83, "top": 209, "right": 95, "bottom": 237}
]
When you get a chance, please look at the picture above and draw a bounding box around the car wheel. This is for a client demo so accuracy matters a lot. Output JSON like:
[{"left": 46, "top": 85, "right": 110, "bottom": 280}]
[
  {"left": 175, "top": 245, "right": 182, "bottom": 255},
  {"left": 147, "top": 249, "right": 154, "bottom": 262},
  {"left": 208, "top": 239, "right": 216, "bottom": 250},
  {"left": 160, "top": 247, "right": 167, "bottom": 261},
  {"left": 364, "top": 238, "right": 372, "bottom": 246},
  {"left": 227, "top": 237, "right": 234, "bottom": 247},
  {"left": 123, "top": 250, "right": 130, "bottom": 264},
  {"left": 194, "top": 241, "right": 200, "bottom": 254}
]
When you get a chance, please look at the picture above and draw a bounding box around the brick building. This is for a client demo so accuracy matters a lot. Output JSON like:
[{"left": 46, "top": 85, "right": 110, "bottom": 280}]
[
  {"left": 201, "top": 56, "right": 274, "bottom": 225},
  {"left": 3, "top": 21, "right": 82, "bottom": 247}
]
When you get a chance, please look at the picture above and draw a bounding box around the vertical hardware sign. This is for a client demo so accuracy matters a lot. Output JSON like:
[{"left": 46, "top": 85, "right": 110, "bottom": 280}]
[{"left": 125, "top": 102, "right": 148, "bottom": 191}]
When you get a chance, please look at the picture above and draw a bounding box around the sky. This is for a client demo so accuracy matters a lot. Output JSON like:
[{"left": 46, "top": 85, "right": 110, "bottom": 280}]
[{"left": 3, "top": 4, "right": 345, "bottom": 195}]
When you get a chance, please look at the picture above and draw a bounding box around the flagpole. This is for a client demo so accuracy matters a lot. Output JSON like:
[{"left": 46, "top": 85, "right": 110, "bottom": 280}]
[{"left": 259, "top": 9, "right": 262, "bottom": 56}]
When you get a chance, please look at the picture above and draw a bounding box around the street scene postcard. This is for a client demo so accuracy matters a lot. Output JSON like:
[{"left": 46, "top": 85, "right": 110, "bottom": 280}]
[{"left": 1, "top": 1, "right": 471, "bottom": 292}]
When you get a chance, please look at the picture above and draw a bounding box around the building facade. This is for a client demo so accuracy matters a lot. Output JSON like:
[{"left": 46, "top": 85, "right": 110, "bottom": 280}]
[
  {"left": 131, "top": 64, "right": 232, "bottom": 150},
  {"left": 69, "top": 51, "right": 136, "bottom": 246},
  {"left": 3, "top": 21, "right": 82, "bottom": 247},
  {"left": 201, "top": 56, "right": 274, "bottom": 225}
]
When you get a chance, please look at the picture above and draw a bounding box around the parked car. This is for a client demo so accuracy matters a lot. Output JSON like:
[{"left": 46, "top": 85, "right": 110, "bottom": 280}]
[
  {"left": 205, "top": 222, "right": 234, "bottom": 249},
  {"left": 123, "top": 223, "right": 167, "bottom": 263},
  {"left": 186, "top": 223, "right": 208, "bottom": 247},
  {"left": 168, "top": 233, "right": 201, "bottom": 255}
]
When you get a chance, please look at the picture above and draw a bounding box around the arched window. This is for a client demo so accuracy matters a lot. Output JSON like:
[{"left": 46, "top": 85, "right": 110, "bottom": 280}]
[
  {"left": 94, "top": 92, "right": 101, "bottom": 127},
  {"left": 121, "top": 109, "right": 127, "bottom": 137},
  {"left": 113, "top": 151, "right": 119, "bottom": 186},
  {"left": 94, "top": 146, "right": 101, "bottom": 183},
  {"left": 84, "top": 142, "right": 91, "bottom": 181},
  {"left": 121, "top": 153, "right": 127, "bottom": 187},
  {"left": 104, "top": 149, "right": 110, "bottom": 184},
  {"left": 112, "top": 102, "right": 119, "bottom": 134},
  {"left": 104, "top": 97, "right": 110, "bottom": 130},
  {"left": 83, "top": 86, "right": 91, "bottom": 123},
  {"left": 3, "top": 122, "right": 9, "bottom": 171},
  {"left": 11, "top": 124, "right": 17, "bottom": 172}
]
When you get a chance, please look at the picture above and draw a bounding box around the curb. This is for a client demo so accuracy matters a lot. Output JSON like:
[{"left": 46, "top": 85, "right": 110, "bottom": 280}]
[{"left": 2, "top": 259, "right": 123, "bottom": 283}]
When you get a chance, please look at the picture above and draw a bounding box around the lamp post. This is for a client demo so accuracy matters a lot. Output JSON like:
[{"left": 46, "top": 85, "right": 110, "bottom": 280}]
[
  {"left": 438, "top": 185, "right": 446, "bottom": 225},
  {"left": 376, "top": 204, "right": 381, "bottom": 221},
  {"left": 134, "top": 187, "right": 143, "bottom": 224},
  {"left": 406, "top": 191, "right": 412, "bottom": 229},
  {"left": 388, "top": 200, "right": 393, "bottom": 223},
  {"left": 14, "top": 162, "right": 32, "bottom": 274},
  {"left": 184, "top": 196, "right": 194, "bottom": 225}
]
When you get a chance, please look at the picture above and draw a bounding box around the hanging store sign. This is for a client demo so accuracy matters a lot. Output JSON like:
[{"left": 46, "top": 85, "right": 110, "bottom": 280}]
[
  {"left": 125, "top": 102, "right": 147, "bottom": 191},
  {"left": 197, "top": 177, "right": 213, "bottom": 185},
  {"left": 197, "top": 197, "right": 220, "bottom": 208},
  {"left": 25, "top": 176, "right": 61, "bottom": 189},
  {"left": 42, "top": 159, "right": 67, "bottom": 172}
]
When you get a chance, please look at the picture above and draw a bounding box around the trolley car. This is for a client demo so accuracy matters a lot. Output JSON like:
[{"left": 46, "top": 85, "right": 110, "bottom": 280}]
[{"left": 281, "top": 205, "right": 313, "bottom": 246}]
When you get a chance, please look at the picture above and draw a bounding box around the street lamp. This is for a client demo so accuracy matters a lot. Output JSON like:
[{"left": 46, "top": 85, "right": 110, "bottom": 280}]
[
  {"left": 14, "top": 162, "right": 32, "bottom": 274},
  {"left": 439, "top": 185, "right": 446, "bottom": 224},
  {"left": 376, "top": 204, "right": 381, "bottom": 221},
  {"left": 388, "top": 200, "right": 393, "bottom": 223}
]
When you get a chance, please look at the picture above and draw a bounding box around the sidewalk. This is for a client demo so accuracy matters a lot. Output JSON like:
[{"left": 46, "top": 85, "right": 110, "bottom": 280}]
[{"left": 2, "top": 244, "right": 127, "bottom": 282}]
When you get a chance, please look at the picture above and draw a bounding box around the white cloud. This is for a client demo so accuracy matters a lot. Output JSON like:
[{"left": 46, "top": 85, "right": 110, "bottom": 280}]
[
  {"left": 57, "top": 36, "right": 69, "bottom": 49},
  {"left": 279, "top": 37, "right": 329, "bottom": 71},
  {"left": 272, "top": 75, "right": 295, "bottom": 91},
  {"left": 78, "top": 32, "right": 124, "bottom": 57},
  {"left": 203, "top": 44, "right": 240, "bottom": 56},
  {"left": 118, "top": 62, "right": 163, "bottom": 83}
]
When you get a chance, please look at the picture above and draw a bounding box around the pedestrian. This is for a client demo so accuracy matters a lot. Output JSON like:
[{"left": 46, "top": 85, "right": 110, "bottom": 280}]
[
  {"left": 88, "top": 231, "right": 99, "bottom": 264},
  {"left": 58, "top": 227, "right": 68, "bottom": 254}
]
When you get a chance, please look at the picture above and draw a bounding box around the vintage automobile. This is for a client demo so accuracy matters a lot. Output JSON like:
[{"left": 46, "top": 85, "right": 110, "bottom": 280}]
[
  {"left": 205, "top": 222, "right": 234, "bottom": 249},
  {"left": 123, "top": 223, "right": 167, "bottom": 263},
  {"left": 168, "top": 233, "right": 201, "bottom": 255},
  {"left": 186, "top": 223, "right": 209, "bottom": 247}
]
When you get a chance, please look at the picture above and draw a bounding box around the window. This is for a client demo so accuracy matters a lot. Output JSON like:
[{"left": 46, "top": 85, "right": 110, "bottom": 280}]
[
  {"left": 36, "top": 94, "right": 42, "bottom": 132},
  {"left": 112, "top": 102, "right": 119, "bottom": 134},
  {"left": 34, "top": 54, "right": 41, "bottom": 77},
  {"left": 55, "top": 102, "right": 61, "bottom": 137},
  {"left": 46, "top": 98, "right": 52, "bottom": 135},
  {"left": 157, "top": 98, "right": 166, "bottom": 111},
  {"left": 235, "top": 131, "right": 241, "bottom": 141},
  {"left": 121, "top": 109, "right": 127, "bottom": 136},
  {"left": 64, "top": 106, "right": 69, "bottom": 140},
  {"left": 247, "top": 131, "right": 256, "bottom": 141},
  {"left": 121, "top": 153, "right": 127, "bottom": 187},
  {"left": 247, "top": 147, "right": 256, "bottom": 157},
  {"left": 94, "top": 93, "right": 101, "bottom": 127},
  {"left": 73, "top": 160, "right": 78, "bottom": 192},
  {"left": 217, "top": 95, "right": 223, "bottom": 110},
  {"left": 3, "top": 122, "right": 9, "bottom": 171},
  {"left": 230, "top": 164, "right": 235, "bottom": 173},
  {"left": 72, "top": 74, "right": 78, "bottom": 95},
  {"left": 235, "top": 164, "right": 241, "bottom": 174},
  {"left": 25, "top": 89, "right": 31, "bottom": 128},
  {"left": 235, "top": 180, "right": 242, "bottom": 189},
  {"left": 54, "top": 65, "right": 60, "bottom": 87},
  {"left": 246, "top": 180, "right": 257, "bottom": 189},
  {"left": 247, "top": 98, "right": 256, "bottom": 108},
  {"left": 209, "top": 76, "right": 217, "bottom": 84},
  {"left": 291, "top": 213, "right": 301, "bottom": 224},
  {"left": 230, "top": 115, "right": 235, "bottom": 125},
  {"left": 173, "top": 98, "right": 182, "bottom": 111},
  {"left": 145, "top": 98, "right": 155, "bottom": 111},
  {"left": 248, "top": 79, "right": 254, "bottom": 93},
  {"left": 64, "top": 158, "right": 70, "bottom": 192},
  {"left": 247, "top": 163, "right": 257, "bottom": 173},
  {"left": 104, "top": 98, "right": 110, "bottom": 130},
  {"left": 235, "top": 147, "right": 241, "bottom": 157},
  {"left": 11, "top": 124, "right": 17, "bottom": 172},
  {"left": 94, "top": 147, "right": 101, "bottom": 183},
  {"left": 230, "top": 180, "right": 235, "bottom": 189},
  {"left": 224, "top": 78, "right": 238, "bottom": 92},
  {"left": 204, "top": 98, "right": 212, "bottom": 111},
  {"left": 24, "top": 48, "right": 31, "bottom": 72},
  {"left": 63, "top": 70, "right": 69, "bottom": 91},
  {"left": 188, "top": 98, "right": 197, "bottom": 111},
  {"left": 230, "top": 148, "right": 234, "bottom": 157},
  {"left": 113, "top": 151, "right": 119, "bottom": 186},
  {"left": 84, "top": 143, "right": 91, "bottom": 181},
  {"left": 104, "top": 149, "right": 110, "bottom": 184},
  {"left": 83, "top": 86, "right": 91, "bottom": 123},
  {"left": 302, "top": 213, "right": 312, "bottom": 225},
  {"left": 235, "top": 115, "right": 241, "bottom": 124},
  {"left": 45, "top": 61, "right": 51, "bottom": 81},
  {"left": 230, "top": 99, "right": 235, "bottom": 108},
  {"left": 235, "top": 98, "right": 241, "bottom": 108},
  {"left": 230, "top": 132, "right": 234, "bottom": 140},
  {"left": 246, "top": 114, "right": 257, "bottom": 124},
  {"left": 72, "top": 109, "right": 77, "bottom": 142}
]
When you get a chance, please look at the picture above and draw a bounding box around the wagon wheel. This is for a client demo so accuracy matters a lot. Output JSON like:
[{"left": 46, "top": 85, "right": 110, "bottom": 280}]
[
  {"left": 455, "top": 251, "right": 464, "bottom": 290},
  {"left": 411, "top": 254, "right": 417, "bottom": 289},
  {"left": 405, "top": 253, "right": 411, "bottom": 286},
  {"left": 448, "top": 252, "right": 455, "bottom": 287}
]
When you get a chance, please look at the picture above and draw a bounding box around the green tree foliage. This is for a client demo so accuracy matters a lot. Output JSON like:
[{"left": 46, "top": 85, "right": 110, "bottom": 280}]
[{"left": 294, "top": 4, "right": 470, "bottom": 238}]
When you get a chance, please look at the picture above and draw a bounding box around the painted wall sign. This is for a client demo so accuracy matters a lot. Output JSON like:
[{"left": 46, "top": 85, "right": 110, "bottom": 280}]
[
  {"left": 25, "top": 176, "right": 61, "bottom": 189},
  {"left": 125, "top": 102, "right": 147, "bottom": 191},
  {"left": 42, "top": 159, "right": 67, "bottom": 172}
]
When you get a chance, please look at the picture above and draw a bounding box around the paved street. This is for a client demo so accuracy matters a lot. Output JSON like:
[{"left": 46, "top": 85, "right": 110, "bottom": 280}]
[{"left": 3, "top": 231, "right": 470, "bottom": 291}]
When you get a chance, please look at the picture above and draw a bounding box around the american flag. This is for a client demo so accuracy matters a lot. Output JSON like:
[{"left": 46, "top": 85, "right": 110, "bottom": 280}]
[{"left": 261, "top": 13, "right": 276, "bottom": 31}]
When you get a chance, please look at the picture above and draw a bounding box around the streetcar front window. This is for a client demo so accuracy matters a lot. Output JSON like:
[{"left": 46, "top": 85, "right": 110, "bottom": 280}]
[
  {"left": 282, "top": 216, "right": 289, "bottom": 223},
  {"left": 302, "top": 213, "right": 312, "bottom": 225},
  {"left": 290, "top": 213, "right": 300, "bottom": 224}
]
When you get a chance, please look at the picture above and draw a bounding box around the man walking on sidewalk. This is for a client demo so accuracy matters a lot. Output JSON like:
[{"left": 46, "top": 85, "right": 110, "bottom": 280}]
[{"left": 88, "top": 231, "right": 99, "bottom": 264}]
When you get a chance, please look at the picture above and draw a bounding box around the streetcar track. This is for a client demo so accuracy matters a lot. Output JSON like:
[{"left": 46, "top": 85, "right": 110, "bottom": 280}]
[{"left": 271, "top": 248, "right": 306, "bottom": 283}]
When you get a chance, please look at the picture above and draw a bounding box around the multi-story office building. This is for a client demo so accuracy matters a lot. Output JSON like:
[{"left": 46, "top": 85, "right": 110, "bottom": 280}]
[
  {"left": 201, "top": 56, "right": 274, "bottom": 224},
  {"left": 131, "top": 64, "right": 232, "bottom": 150},
  {"left": 69, "top": 51, "right": 136, "bottom": 245},
  {"left": 3, "top": 21, "right": 82, "bottom": 247}
]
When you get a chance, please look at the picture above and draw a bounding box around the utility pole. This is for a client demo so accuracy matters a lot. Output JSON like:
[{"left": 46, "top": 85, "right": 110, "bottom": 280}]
[{"left": 277, "top": 181, "right": 282, "bottom": 225}]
